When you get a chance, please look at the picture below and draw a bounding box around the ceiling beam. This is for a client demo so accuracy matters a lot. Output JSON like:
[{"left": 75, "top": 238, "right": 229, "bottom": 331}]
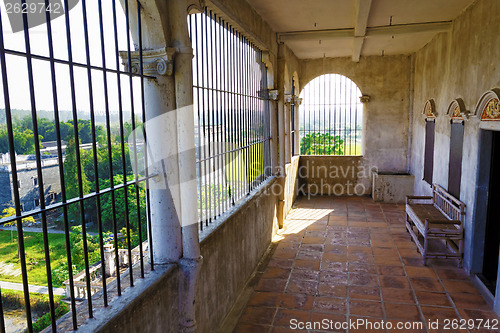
[
  {"left": 352, "top": 0, "right": 372, "bottom": 62},
  {"left": 352, "top": 37, "right": 364, "bottom": 62},
  {"left": 354, "top": 0, "right": 372, "bottom": 37},
  {"left": 278, "top": 21, "right": 452, "bottom": 43},
  {"left": 365, "top": 21, "right": 451, "bottom": 37}
]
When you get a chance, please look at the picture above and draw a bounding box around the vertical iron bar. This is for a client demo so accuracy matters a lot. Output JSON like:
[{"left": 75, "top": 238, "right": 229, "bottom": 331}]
[
  {"left": 20, "top": 0, "right": 58, "bottom": 329},
  {"left": 81, "top": 0, "right": 108, "bottom": 308},
  {"left": 138, "top": 1, "right": 154, "bottom": 270},
  {"left": 124, "top": 0, "right": 135, "bottom": 287},
  {"left": 111, "top": 0, "right": 124, "bottom": 295},
  {"left": 63, "top": 0, "right": 93, "bottom": 318},
  {"left": 44, "top": 0, "right": 78, "bottom": 324},
  {"left": 0, "top": 9, "right": 32, "bottom": 332},
  {"left": 135, "top": 0, "right": 145, "bottom": 278}
]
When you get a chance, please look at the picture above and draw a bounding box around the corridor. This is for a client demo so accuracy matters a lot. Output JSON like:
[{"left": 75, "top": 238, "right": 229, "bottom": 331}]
[{"left": 234, "top": 196, "right": 498, "bottom": 332}]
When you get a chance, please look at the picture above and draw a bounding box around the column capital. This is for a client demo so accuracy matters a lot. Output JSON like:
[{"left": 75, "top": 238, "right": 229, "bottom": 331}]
[
  {"left": 360, "top": 94, "right": 371, "bottom": 103},
  {"left": 293, "top": 96, "right": 302, "bottom": 105},
  {"left": 269, "top": 90, "right": 279, "bottom": 100},
  {"left": 284, "top": 94, "right": 293, "bottom": 104},
  {"left": 120, "top": 47, "right": 177, "bottom": 77}
]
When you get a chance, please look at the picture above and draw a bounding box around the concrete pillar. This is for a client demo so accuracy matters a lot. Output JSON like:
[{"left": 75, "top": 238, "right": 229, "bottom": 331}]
[
  {"left": 269, "top": 90, "right": 279, "bottom": 174},
  {"left": 144, "top": 65, "right": 183, "bottom": 264},
  {"left": 277, "top": 99, "right": 286, "bottom": 173},
  {"left": 284, "top": 96, "right": 292, "bottom": 164},
  {"left": 293, "top": 96, "right": 302, "bottom": 156},
  {"left": 103, "top": 244, "right": 115, "bottom": 277},
  {"left": 167, "top": 1, "right": 202, "bottom": 332}
]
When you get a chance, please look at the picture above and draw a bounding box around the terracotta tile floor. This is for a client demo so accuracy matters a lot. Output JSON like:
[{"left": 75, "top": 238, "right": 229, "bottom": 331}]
[{"left": 234, "top": 196, "right": 499, "bottom": 333}]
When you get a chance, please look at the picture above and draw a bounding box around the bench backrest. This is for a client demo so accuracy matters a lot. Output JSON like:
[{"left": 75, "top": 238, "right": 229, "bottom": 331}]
[{"left": 432, "top": 184, "right": 466, "bottom": 224}]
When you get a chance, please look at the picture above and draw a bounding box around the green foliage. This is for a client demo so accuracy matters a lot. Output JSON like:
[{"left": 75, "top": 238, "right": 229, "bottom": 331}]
[
  {"left": 1, "top": 207, "right": 36, "bottom": 243},
  {"left": 31, "top": 302, "right": 69, "bottom": 333},
  {"left": 80, "top": 143, "right": 131, "bottom": 184},
  {"left": 104, "top": 227, "right": 140, "bottom": 250},
  {"left": 197, "top": 183, "right": 230, "bottom": 212},
  {"left": 300, "top": 132, "right": 344, "bottom": 155},
  {"left": 0, "top": 126, "right": 40, "bottom": 154},
  {"left": 1, "top": 289, "right": 68, "bottom": 333},
  {"left": 63, "top": 137, "right": 91, "bottom": 222},
  {"left": 0, "top": 116, "right": 106, "bottom": 154},
  {"left": 99, "top": 174, "right": 146, "bottom": 231},
  {"left": 69, "top": 226, "right": 101, "bottom": 268}
]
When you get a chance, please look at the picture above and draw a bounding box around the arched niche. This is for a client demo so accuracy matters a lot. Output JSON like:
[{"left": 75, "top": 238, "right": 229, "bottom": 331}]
[
  {"left": 476, "top": 89, "right": 500, "bottom": 130},
  {"left": 446, "top": 98, "right": 469, "bottom": 121},
  {"left": 423, "top": 99, "right": 437, "bottom": 120}
]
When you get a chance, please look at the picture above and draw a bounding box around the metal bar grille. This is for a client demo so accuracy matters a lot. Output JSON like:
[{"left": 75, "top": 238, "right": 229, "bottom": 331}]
[
  {"left": 0, "top": 1, "right": 152, "bottom": 331},
  {"left": 299, "top": 74, "right": 362, "bottom": 156},
  {"left": 189, "top": 10, "right": 271, "bottom": 229}
]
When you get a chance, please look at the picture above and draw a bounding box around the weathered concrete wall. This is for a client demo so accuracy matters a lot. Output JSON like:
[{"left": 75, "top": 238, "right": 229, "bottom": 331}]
[
  {"left": 409, "top": 0, "right": 500, "bottom": 272},
  {"left": 196, "top": 177, "right": 280, "bottom": 332},
  {"left": 85, "top": 178, "right": 281, "bottom": 333},
  {"left": 372, "top": 171, "right": 415, "bottom": 204},
  {"left": 298, "top": 156, "right": 370, "bottom": 196},
  {"left": 300, "top": 55, "right": 412, "bottom": 186},
  {"left": 97, "top": 267, "right": 180, "bottom": 333}
]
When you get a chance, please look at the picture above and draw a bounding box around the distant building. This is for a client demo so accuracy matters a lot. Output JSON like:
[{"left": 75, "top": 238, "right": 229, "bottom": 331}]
[{"left": 0, "top": 153, "right": 61, "bottom": 213}]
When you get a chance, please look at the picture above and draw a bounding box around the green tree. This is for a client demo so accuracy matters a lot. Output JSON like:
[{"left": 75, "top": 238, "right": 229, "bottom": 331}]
[
  {"left": 1, "top": 207, "right": 36, "bottom": 242},
  {"left": 300, "top": 132, "right": 344, "bottom": 155},
  {"left": 99, "top": 174, "right": 146, "bottom": 232},
  {"left": 63, "top": 137, "right": 91, "bottom": 222}
]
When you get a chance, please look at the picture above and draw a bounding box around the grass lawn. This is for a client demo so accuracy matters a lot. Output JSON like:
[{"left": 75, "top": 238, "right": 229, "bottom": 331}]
[
  {"left": 344, "top": 142, "right": 361, "bottom": 155},
  {"left": 0, "top": 230, "right": 68, "bottom": 287}
]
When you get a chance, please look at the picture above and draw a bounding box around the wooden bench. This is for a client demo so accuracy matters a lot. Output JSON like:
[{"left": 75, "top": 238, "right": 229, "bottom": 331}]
[{"left": 405, "top": 184, "right": 465, "bottom": 267}]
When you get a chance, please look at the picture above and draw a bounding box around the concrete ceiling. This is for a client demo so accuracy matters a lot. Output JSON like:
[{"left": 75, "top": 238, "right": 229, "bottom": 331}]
[{"left": 247, "top": 0, "right": 475, "bottom": 60}]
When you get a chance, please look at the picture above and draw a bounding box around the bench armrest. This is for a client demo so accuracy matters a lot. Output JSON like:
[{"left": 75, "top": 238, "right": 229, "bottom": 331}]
[
  {"left": 406, "top": 196, "right": 433, "bottom": 204},
  {"left": 424, "top": 218, "right": 461, "bottom": 225}
]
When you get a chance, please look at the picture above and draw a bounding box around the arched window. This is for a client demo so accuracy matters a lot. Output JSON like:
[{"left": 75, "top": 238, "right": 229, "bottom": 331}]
[{"left": 299, "top": 74, "right": 362, "bottom": 156}]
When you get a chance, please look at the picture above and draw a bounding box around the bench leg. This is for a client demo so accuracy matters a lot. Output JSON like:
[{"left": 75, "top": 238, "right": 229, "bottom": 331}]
[
  {"left": 458, "top": 238, "right": 464, "bottom": 268},
  {"left": 423, "top": 235, "right": 428, "bottom": 266}
]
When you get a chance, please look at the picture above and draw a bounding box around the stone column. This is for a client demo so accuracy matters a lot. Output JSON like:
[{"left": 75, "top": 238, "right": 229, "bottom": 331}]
[
  {"left": 120, "top": 47, "right": 183, "bottom": 264},
  {"left": 269, "top": 90, "right": 279, "bottom": 174},
  {"left": 293, "top": 96, "right": 302, "bottom": 156},
  {"left": 103, "top": 244, "right": 115, "bottom": 278},
  {"left": 168, "top": 1, "right": 203, "bottom": 332},
  {"left": 284, "top": 94, "right": 292, "bottom": 164}
]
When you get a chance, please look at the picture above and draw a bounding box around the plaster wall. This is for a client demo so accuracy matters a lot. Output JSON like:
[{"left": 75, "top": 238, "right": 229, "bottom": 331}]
[
  {"left": 299, "top": 55, "right": 412, "bottom": 192},
  {"left": 409, "top": 0, "right": 500, "bottom": 272},
  {"left": 298, "top": 156, "right": 368, "bottom": 196}
]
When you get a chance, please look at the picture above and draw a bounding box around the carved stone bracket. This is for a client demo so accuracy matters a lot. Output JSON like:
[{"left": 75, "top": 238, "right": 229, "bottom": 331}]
[
  {"left": 119, "top": 47, "right": 176, "bottom": 77},
  {"left": 269, "top": 90, "right": 278, "bottom": 101},
  {"left": 187, "top": 0, "right": 205, "bottom": 14},
  {"left": 359, "top": 95, "right": 371, "bottom": 103},
  {"left": 293, "top": 96, "right": 302, "bottom": 105}
]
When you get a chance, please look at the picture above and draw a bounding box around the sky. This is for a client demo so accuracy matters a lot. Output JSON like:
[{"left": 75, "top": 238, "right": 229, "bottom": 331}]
[{"left": 0, "top": 0, "right": 141, "bottom": 119}]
